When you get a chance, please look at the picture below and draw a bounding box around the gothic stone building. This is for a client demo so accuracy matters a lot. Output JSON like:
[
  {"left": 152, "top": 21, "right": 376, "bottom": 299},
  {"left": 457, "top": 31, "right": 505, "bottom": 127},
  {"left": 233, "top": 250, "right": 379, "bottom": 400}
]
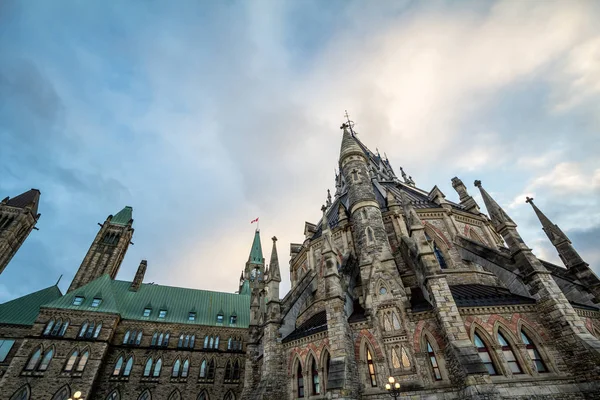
[{"left": 1, "top": 123, "right": 600, "bottom": 400}]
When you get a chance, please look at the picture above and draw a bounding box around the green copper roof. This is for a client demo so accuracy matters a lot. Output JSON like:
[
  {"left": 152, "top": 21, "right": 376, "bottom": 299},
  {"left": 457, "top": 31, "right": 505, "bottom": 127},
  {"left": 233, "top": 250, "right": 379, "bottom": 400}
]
[
  {"left": 248, "top": 230, "right": 263, "bottom": 264},
  {"left": 239, "top": 280, "right": 251, "bottom": 295},
  {"left": 0, "top": 285, "right": 62, "bottom": 326},
  {"left": 111, "top": 206, "right": 133, "bottom": 226},
  {"left": 43, "top": 274, "right": 250, "bottom": 328}
]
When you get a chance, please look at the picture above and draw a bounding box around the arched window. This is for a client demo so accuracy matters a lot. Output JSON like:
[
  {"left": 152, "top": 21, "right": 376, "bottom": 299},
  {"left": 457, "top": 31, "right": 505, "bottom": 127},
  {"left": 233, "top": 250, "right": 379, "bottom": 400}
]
[
  {"left": 190, "top": 335, "right": 196, "bottom": 348},
  {"left": 138, "top": 390, "right": 151, "bottom": 400},
  {"left": 182, "top": 359, "right": 190, "bottom": 378},
  {"left": 44, "top": 319, "right": 55, "bottom": 336},
  {"left": 124, "top": 356, "right": 134, "bottom": 376},
  {"left": 93, "top": 322, "right": 102, "bottom": 339},
  {"left": 25, "top": 347, "right": 42, "bottom": 371},
  {"left": 391, "top": 345, "right": 410, "bottom": 370},
  {"left": 85, "top": 321, "right": 96, "bottom": 339},
  {"left": 59, "top": 320, "right": 69, "bottom": 337},
  {"left": 520, "top": 330, "right": 548, "bottom": 373},
  {"left": 426, "top": 341, "right": 442, "bottom": 381},
  {"left": 322, "top": 351, "right": 331, "bottom": 392},
  {"left": 209, "top": 336, "right": 214, "bottom": 349},
  {"left": 172, "top": 359, "right": 181, "bottom": 377},
  {"left": 64, "top": 350, "right": 78, "bottom": 372},
  {"left": 215, "top": 336, "right": 220, "bottom": 349},
  {"left": 76, "top": 350, "right": 89, "bottom": 372},
  {"left": 224, "top": 392, "right": 235, "bottom": 400},
  {"left": 38, "top": 347, "right": 54, "bottom": 371},
  {"left": 225, "top": 360, "right": 232, "bottom": 381},
  {"left": 366, "top": 227, "right": 375, "bottom": 244},
  {"left": 383, "top": 313, "right": 392, "bottom": 331},
  {"left": 366, "top": 345, "right": 377, "bottom": 387},
  {"left": 204, "top": 336, "right": 209, "bottom": 348},
  {"left": 158, "top": 333, "right": 164, "bottom": 346},
  {"left": 168, "top": 390, "right": 181, "bottom": 400},
  {"left": 207, "top": 359, "right": 215, "bottom": 380},
  {"left": 52, "top": 385, "right": 70, "bottom": 400},
  {"left": 474, "top": 332, "right": 497, "bottom": 375},
  {"left": 123, "top": 331, "right": 130, "bottom": 344},
  {"left": 51, "top": 319, "right": 63, "bottom": 336},
  {"left": 10, "top": 385, "right": 30, "bottom": 400},
  {"left": 153, "top": 358, "right": 162, "bottom": 377},
  {"left": 497, "top": 331, "right": 522, "bottom": 374},
  {"left": 151, "top": 332, "right": 158, "bottom": 346},
  {"left": 143, "top": 358, "right": 153, "bottom": 376},
  {"left": 106, "top": 389, "right": 120, "bottom": 400},
  {"left": 178, "top": 334, "right": 184, "bottom": 348},
  {"left": 392, "top": 312, "right": 401, "bottom": 330},
  {"left": 297, "top": 361, "right": 305, "bottom": 398},
  {"left": 199, "top": 359, "right": 207, "bottom": 378},
  {"left": 311, "top": 356, "right": 320, "bottom": 395},
  {"left": 425, "top": 232, "right": 448, "bottom": 269},
  {"left": 163, "top": 332, "right": 170, "bottom": 346},
  {"left": 112, "top": 356, "right": 124, "bottom": 376},
  {"left": 228, "top": 338, "right": 232, "bottom": 350},
  {"left": 197, "top": 391, "right": 209, "bottom": 400},
  {"left": 79, "top": 321, "right": 88, "bottom": 338},
  {"left": 136, "top": 331, "right": 143, "bottom": 345}
]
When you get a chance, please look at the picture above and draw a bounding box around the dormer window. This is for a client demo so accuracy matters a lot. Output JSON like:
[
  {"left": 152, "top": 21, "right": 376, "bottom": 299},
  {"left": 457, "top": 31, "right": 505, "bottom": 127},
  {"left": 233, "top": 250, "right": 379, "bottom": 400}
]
[
  {"left": 216, "top": 314, "right": 224, "bottom": 324},
  {"left": 91, "top": 298, "right": 102, "bottom": 307},
  {"left": 73, "top": 296, "right": 84, "bottom": 306},
  {"left": 230, "top": 315, "right": 237, "bottom": 325},
  {"left": 159, "top": 310, "right": 167, "bottom": 319},
  {"left": 188, "top": 312, "right": 196, "bottom": 321},
  {"left": 143, "top": 308, "right": 152, "bottom": 317}
]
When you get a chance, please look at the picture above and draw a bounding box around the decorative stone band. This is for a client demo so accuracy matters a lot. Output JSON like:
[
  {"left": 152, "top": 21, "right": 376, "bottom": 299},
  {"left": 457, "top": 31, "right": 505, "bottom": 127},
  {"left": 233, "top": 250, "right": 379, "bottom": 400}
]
[
  {"left": 349, "top": 200, "right": 380, "bottom": 215},
  {"left": 340, "top": 153, "right": 368, "bottom": 168}
]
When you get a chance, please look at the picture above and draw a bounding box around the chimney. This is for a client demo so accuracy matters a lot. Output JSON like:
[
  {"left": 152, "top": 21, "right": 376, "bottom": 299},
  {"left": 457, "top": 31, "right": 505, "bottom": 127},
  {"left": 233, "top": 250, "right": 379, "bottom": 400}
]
[{"left": 130, "top": 260, "right": 147, "bottom": 292}]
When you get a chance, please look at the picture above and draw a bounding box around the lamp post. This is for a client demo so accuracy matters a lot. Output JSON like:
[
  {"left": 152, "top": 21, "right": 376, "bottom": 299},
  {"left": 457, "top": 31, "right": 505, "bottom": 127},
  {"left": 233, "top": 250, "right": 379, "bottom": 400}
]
[
  {"left": 385, "top": 376, "right": 401, "bottom": 400},
  {"left": 68, "top": 391, "right": 83, "bottom": 400}
]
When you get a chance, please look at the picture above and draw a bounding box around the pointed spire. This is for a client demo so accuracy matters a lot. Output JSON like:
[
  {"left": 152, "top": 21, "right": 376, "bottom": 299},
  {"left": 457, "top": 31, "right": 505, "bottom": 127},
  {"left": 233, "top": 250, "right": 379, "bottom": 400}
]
[
  {"left": 248, "top": 230, "right": 264, "bottom": 264},
  {"left": 326, "top": 189, "right": 332, "bottom": 207},
  {"left": 5, "top": 188, "right": 41, "bottom": 216},
  {"left": 525, "top": 197, "right": 570, "bottom": 244},
  {"left": 267, "top": 236, "right": 281, "bottom": 282},
  {"left": 111, "top": 206, "right": 133, "bottom": 226},
  {"left": 451, "top": 177, "right": 480, "bottom": 213},
  {"left": 474, "top": 180, "right": 515, "bottom": 230},
  {"left": 339, "top": 123, "right": 364, "bottom": 162}
]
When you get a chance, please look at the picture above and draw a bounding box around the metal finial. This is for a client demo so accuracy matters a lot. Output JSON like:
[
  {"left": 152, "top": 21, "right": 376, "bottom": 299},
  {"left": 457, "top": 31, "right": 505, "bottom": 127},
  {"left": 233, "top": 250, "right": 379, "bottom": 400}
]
[
  {"left": 55, "top": 274, "right": 63, "bottom": 286},
  {"left": 342, "top": 110, "right": 356, "bottom": 135},
  {"left": 525, "top": 196, "right": 534, "bottom": 204}
]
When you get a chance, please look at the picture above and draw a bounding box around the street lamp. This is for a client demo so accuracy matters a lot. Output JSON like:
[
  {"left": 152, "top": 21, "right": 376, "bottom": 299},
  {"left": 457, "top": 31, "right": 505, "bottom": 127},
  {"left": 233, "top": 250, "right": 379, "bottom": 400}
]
[
  {"left": 68, "top": 391, "right": 83, "bottom": 400},
  {"left": 385, "top": 376, "right": 401, "bottom": 399}
]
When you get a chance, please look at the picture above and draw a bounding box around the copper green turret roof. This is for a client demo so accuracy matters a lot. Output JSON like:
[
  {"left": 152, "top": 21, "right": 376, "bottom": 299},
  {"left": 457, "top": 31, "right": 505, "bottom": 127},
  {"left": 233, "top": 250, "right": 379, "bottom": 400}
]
[
  {"left": 111, "top": 206, "right": 133, "bottom": 226},
  {"left": 0, "top": 285, "right": 62, "bottom": 326},
  {"left": 43, "top": 274, "right": 250, "bottom": 327},
  {"left": 248, "top": 230, "right": 263, "bottom": 264}
]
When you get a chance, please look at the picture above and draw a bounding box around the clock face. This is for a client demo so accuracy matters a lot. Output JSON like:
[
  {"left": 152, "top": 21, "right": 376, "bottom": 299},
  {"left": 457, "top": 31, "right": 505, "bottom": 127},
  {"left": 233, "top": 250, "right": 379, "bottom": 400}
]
[{"left": 250, "top": 268, "right": 261, "bottom": 281}]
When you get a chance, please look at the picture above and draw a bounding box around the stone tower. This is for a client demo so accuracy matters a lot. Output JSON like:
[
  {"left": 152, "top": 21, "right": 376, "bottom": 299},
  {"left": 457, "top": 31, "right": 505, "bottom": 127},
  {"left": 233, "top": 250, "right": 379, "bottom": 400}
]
[
  {"left": 68, "top": 206, "right": 134, "bottom": 292},
  {"left": 0, "top": 189, "right": 41, "bottom": 275}
]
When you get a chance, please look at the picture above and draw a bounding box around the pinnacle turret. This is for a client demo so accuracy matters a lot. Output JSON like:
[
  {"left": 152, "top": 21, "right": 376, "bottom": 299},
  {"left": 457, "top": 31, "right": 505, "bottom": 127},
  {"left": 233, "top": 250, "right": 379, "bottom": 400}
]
[
  {"left": 474, "top": 180, "right": 515, "bottom": 230},
  {"left": 266, "top": 236, "right": 280, "bottom": 283},
  {"left": 525, "top": 197, "right": 570, "bottom": 246}
]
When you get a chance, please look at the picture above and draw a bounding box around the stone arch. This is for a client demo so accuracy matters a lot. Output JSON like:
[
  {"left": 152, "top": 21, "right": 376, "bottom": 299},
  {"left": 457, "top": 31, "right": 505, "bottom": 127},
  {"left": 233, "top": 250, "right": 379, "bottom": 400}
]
[
  {"left": 305, "top": 350, "right": 321, "bottom": 395},
  {"left": 355, "top": 330, "right": 384, "bottom": 361},
  {"left": 106, "top": 389, "right": 120, "bottom": 400},
  {"left": 421, "top": 329, "right": 447, "bottom": 382},
  {"left": 167, "top": 389, "right": 182, "bottom": 400},
  {"left": 223, "top": 390, "right": 235, "bottom": 400},
  {"left": 467, "top": 226, "right": 486, "bottom": 245},
  {"left": 138, "top": 389, "right": 151, "bottom": 400},
  {"left": 423, "top": 222, "right": 452, "bottom": 249},
  {"left": 471, "top": 324, "right": 501, "bottom": 376},
  {"left": 375, "top": 278, "right": 390, "bottom": 296},
  {"left": 493, "top": 322, "right": 526, "bottom": 375},
  {"left": 10, "top": 384, "right": 31, "bottom": 400},
  {"left": 423, "top": 224, "right": 451, "bottom": 268},
  {"left": 365, "top": 226, "right": 375, "bottom": 245},
  {"left": 292, "top": 355, "right": 305, "bottom": 399},
  {"left": 517, "top": 319, "right": 554, "bottom": 373},
  {"left": 64, "top": 347, "right": 79, "bottom": 371},
  {"left": 24, "top": 344, "right": 43, "bottom": 370},
  {"left": 197, "top": 390, "right": 210, "bottom": 400},
  {"left": 320, "top": 346, "right": 331, "bottom": 392},
  {"left": 51, "top": 385, "right": 71, "bottom": 400},
  {"left": 76, "top": 346, "right": 91, "bottom": 372}
]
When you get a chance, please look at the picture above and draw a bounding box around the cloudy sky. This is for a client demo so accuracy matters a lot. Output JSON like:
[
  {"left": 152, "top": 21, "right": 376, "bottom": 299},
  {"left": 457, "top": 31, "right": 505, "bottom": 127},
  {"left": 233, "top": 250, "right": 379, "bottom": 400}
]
[{"left": 1, "top": 0, "right": 599, "bottom": 302}]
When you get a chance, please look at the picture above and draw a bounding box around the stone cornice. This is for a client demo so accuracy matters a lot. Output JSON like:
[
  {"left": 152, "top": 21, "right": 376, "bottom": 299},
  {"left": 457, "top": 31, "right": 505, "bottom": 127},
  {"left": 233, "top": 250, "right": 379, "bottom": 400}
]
[{"left": 282, "top": 330, "right": 328, "bottom": 348}]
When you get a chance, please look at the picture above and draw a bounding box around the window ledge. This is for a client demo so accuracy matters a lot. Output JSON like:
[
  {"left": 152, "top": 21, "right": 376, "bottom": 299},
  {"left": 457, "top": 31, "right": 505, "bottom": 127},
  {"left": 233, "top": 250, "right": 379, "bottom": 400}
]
[
  {"left": 198, "top": 378, "right": 215, "bottom": 383},
  {"left": 223, "top": 379, "right": 241, "bottom": 384},
  {"left": 170, "top": 377, "right": 188, "bottom": 383},
  {"left": 140, "top": 377, "right": 160, "bottom": 382},
  {"left": 21, "top": 371, "right": 44, "bottom": 377}
]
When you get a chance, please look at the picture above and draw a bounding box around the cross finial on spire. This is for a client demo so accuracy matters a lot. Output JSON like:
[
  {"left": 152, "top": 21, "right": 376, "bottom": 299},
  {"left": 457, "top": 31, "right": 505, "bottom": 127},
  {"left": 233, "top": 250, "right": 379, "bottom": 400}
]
[
  {"left": 525, "top": 196, "right": 534, "bottom": 204},
  {"left": 340, "top": 110, "right": 356, "bottom": 135}
]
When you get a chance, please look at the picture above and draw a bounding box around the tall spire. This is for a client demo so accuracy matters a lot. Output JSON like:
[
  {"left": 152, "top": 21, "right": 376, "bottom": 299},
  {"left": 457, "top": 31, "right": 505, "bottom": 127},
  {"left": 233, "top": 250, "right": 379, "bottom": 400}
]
[
  {"left": 248, "top": 230, "right": 264, "bottom": 264},
  {"left": 526, "top": 197, "right": 590, "bottom": 270},
  {"left": 339, "top": 112, "right": 364, "bottom": 162},
  {"left": 474, "top": 180, "right": 515, "bottom": 231},
  {"left": 266, "top": 236, "right": 280, "bottom": 283}
]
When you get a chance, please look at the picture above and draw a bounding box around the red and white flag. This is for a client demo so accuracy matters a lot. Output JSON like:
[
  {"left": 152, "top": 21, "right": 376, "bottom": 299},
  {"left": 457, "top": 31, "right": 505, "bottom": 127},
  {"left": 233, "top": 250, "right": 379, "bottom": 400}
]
[{"left": 250, "top": 217, "right": 259, "bottom": 224}]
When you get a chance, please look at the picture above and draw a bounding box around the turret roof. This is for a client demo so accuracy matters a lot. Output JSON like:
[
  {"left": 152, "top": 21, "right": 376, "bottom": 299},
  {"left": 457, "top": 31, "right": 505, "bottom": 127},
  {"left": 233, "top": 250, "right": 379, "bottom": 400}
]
[
  {"left": 5, "top": 188, "right": 41, "bottom": 216},
  {"left": 248, "top": 230, "right": 263, "bottom": 264},
  {"left": 111, "top": 206, "right": 133, "bottom": 226}
]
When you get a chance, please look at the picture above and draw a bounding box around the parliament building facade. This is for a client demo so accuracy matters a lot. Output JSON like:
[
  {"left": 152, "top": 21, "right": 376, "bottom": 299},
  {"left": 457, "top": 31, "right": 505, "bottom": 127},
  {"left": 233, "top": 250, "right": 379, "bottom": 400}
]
[{"left": 0, "top": 122, "right": 599, "bottom": 399}]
